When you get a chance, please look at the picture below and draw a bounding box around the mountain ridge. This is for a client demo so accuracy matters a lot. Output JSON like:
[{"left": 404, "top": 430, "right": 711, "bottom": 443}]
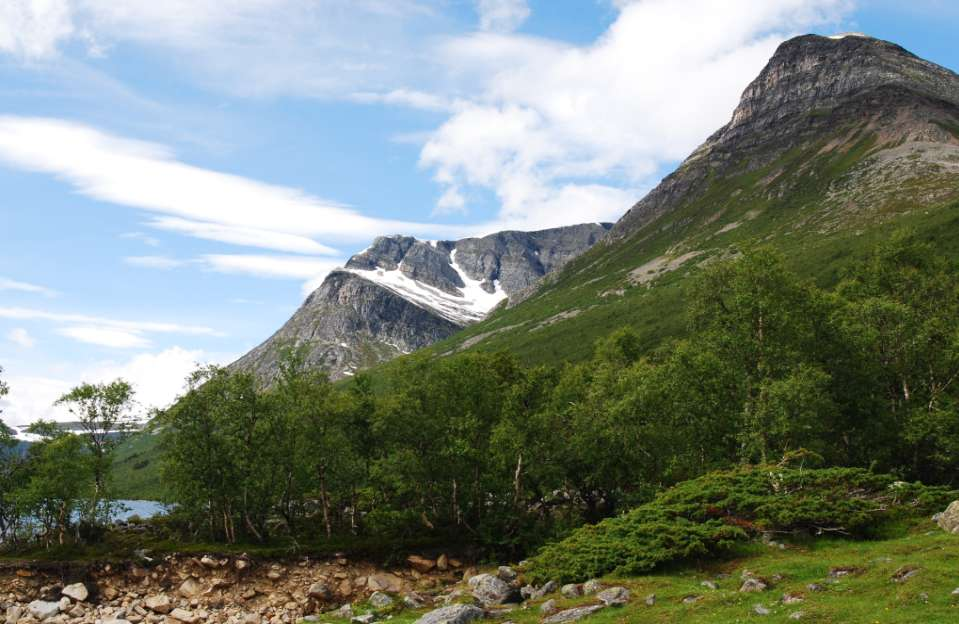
[{"left": 231, "top": 223, "right": 612, "bottom": 381}]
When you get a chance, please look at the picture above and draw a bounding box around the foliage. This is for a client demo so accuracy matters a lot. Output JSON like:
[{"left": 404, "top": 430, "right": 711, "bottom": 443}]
[{"left": 527, "top": 465, "right": 955, "bottom": 583}]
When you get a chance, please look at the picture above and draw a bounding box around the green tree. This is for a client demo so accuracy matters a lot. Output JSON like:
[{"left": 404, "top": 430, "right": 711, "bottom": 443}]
[{"left": 55, "top": 379, "right": 136, "bottom": 520}]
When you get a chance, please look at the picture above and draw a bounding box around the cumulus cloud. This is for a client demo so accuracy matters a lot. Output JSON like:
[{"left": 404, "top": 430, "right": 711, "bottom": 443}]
[
  {"left": 0, "top": 346, "right": 221, "bottom": 429},
  {"left": 7, "top": 327, "right": 35, "bottom": 348},
  {"left": 0, "top": 0, "right": 74, "bottom": 59},
  {"left": 418, "top": 0, "right": 851, "bottom": 230},
  {"left": 475, "top": 0, "right": 530, "bottom": 33}
]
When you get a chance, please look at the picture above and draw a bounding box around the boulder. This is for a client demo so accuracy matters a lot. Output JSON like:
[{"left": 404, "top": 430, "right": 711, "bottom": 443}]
[
  {"left": 61, "top": 582, "right": 89, "bottom": 602},
  {"left": 144, "top": 594, "right": 173, "bottom": 614},
  {"left": 436, "top": 554, "right": 449, "bottom": 571},
  {"left": 408, "top": 555, "right": 437, "bottom": 573},
  {"left": 413, "top": 604, "right": 484, "bottom": 624},
  {"left": 27, "top": 600, "right": 60, "bottom": 621},
  {"left": 936, "top": 500, "right": 959, "bottom": 533},
  {"left": 179, "top": 578, "right": 202, "bottom": 598},
  {"left": 352, "top": 615, "right": 375, "bottom": 624},
  {"left": 542, "top": 605, "right": 605, "bottom": 623},
  {"left": 596, "top": 586, "right": 629, "bottom": 606},
  {"left": 540, "top": 599, "right": 558, "bottom": 615},
  {"left": 308, "top": 582, "right": 333, "bottom": 600},
  {"left": 740, "top": 578, "right": 768, "bottom": 592},
  {"left": 170, "top": 607, "right": 198, "bottom": 623},
  {"left": 468, "top": 573, "right": 518, "bottom": 606},
  {"left": 560, "top": 583, "right": 581, "bottom": 598},
  {"left": 367, "top": 573, "right": 403, "bottom": 593},
  {"left": 581, "top": 579, "right": 603, "bottom": 595},
  {"left": 497, "top": 566, "right": 517, "bottom": 582},
  {"left": 369, "top": 591, "right": 394, "bottom": 609}
]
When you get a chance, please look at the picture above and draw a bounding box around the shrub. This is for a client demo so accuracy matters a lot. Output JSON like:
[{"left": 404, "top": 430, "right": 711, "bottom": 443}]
[{"left": 526, "top": 465, "right": 955, "bottom": 583}]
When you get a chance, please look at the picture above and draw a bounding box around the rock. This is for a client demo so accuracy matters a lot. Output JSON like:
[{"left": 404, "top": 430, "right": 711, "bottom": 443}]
[
  {"left": 351, "top": 615, "right": 375, "bottom": 624},
  {"left": 332, "top": 604, "right": 354, "bottom": 618},
  {"left": 754, "top": 604, "right": 771, "bottom": 616},
  {"left": 57, "top": 596, "right": 71, "bottom": 612},
  {"left": 497, "top": 566, "right": 517, "bottom": 582},
  {"left": 560, "top": 583, "right": 581, "bottom": 598},
  {"left": 144, "top": 594, "right": 173, "bottom": 614},
  {"left": 789, "top": 612, "right": 804, "bottom": 620},
  {"left": 782, "top": 593, "right": 804, "bottom": 605},
  {"left": 200, "top": 555, "right": 220, "bottom": 568},
  {"left": 408, "top": 555, "right": 436, "bottom": 574},
  {"left": 232, "top": 224, "right": 612, "bottom": 383},
  {"left": 436, "top": 554, "right": 449, "bottom": 571},
  {"left": 581, "top": 579, "right": 603, "bottom": 595},
  {"left": 806, "top": 583, "right": 824, "bottom": 592},
  {"left": 542, "top": 605, "right": 605, "bottom": 623},
  {"left": 644, "top": 593, "right": 656, "bottom": 606},
  {"left": 61, "top": 582, "right": 89, "bottom": 602},
  {"left": 27, "top": 600, "right": 60, "bottom": 621},
  {"left": 369, "top": 591, "right": 394, "bottom": 609},
  {"left": 338, "top": 578, "right": 354, "bottom": 597},
  {"left": 404, "top": 592, "right": 428, "bottom": 609},
  {"left": 235, "top": 558, "right": 251, "bottom": 571},
  {"left": 891, "top": 566, "right": 920, "bottom": 583},
  {"left": 179, "top": 578, "right": 202, "bottom": 598},
  {"left": 169, "top": 607, "right": 198, "bottom": 623},
  {"left": 540, "top": 599, "right": 558, "bottom": 615},
  {"left": 468, "top": 573, "right": 518, "bottom": 606},
  {"left": 531, "top": 580, "right": 558, "bottom": 599},
  {"left": 308, "top": 582, "right": 332, "bottom": 600},
  {"left": 5, "top": 606, "right": 24, "bottom": 623},
  {"left": 413, "top": 604, "right": 484, "bottom": 624},
  {"left": 596, "top": 586, "right": 629, "bottom": 606},
  {"left": 952, "top": 587, "right": 959, "bottom": 595},
  {"left": 701, "top": 580, "right": 718, "bottom": 590},
  {"left": 682, "top": 595, "right": 702, "bottom": 604},
  {"left": 367, "top": 574, "right": 402, "bottom": 593},
  {"left": 740, "top": 578, "right": 768, "bottom": 592},
  {"left": 936, "top": 500, "right": 959, "bottom": 533}
]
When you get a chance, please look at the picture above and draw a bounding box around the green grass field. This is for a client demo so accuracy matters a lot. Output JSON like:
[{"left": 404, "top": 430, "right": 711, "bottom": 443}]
[{"left": 355, "top": 518, "right": 959, "bottom": 624}]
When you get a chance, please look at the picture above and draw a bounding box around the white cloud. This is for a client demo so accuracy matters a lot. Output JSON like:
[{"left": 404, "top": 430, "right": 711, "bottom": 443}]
[
  {"left": 120, "top": 231, "right": 160, "bottom": 247},
  {"left": 58, "top": 325, "right": 151, "bottom": 349},
  {"left": 0, "top": 346, "right": 223, "bottom": 429},
  {"left": 7, "top": 327, "right": 35, "bottom": 348},
  {"left": 0, "top": 306, "right": 219, "bottom": 337},
  {"left": 475, "top": 0, "right": 531, "bottom": 33},
  {"left": 418, "top": 0, "right": 851, "bottom": 231},
  {"left": 0, "top": 0, "right": 74, "bottom": 59},
  {"left": 124, "top": 255, "right": 189, "bottom": 270},
  {"left": 0, "top": 116, "right": 466, "bottom": 253},
  {"left": 0, "top": 276, "right": 58, "bottom": 297},
  {"left": 203, "top": 254, "right": 343, "bottom": 295}
]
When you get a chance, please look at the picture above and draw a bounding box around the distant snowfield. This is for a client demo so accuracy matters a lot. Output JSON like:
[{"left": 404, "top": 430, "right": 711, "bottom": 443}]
[{"left": 345, "top": 248, "right": 507, "bottom": 325}]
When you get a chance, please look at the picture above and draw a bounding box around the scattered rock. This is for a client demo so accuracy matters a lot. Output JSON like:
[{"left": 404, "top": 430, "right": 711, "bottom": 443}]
[
  {"left": 540, "top": 599, "right": 558, "bottom": 615},
  {"left": 936, "top": 500, "right": 959, "bottom": 533},
  {"left": 560, "top": 583, "right": 582, "bottom": 598},
  {"left": 754, "top": 603, "right": 771, "bottom": 615},
  {"left": 497, "top": 565, "right": 517, "bottom": 582},
  {"left": 542, "top": 605, "right": 605, "bottom": 623},
  {"left": 61, "top": 582, "right": 89, "bottom": 602},
  {"left": 468, "top": 573, "right": 518, "bottom": 606},
  {"left": 682, "top": 595, "right": 703, "bottom": 604},
  {"left": 828, "top": 567, "right": 858, "bottom": 578},
  {"left": 170, "top": 607, "right": 198, "bottom": 623},
  {"left": 408, "top": 555, "right": 437, "bottom": 574},
  {"left": 581, "top": 579, "right": 603, "bottom": 595},
  {"left": 596, "top": 586, "right": 630, "bottom": 606},
  {"left": 436, "top": 554, "right": 449, "bottom": 571},
  {"left": 200, "top": 555, "right": 220, "bottom": 568},
  {"left": 144, "top": 594, "right": 173, "bottom": 614},
  {"left": 352, "top": 614, "right": 376, "bottom": 624},
  {"left": 782, "top": 592, "right": 804, "bottom": 605},
  {"left": 740, "top": 578, "right": 768, "bottom": 592},
  {"left": 891, "top": 566, "right": 920, "bottom": 583},
  {"left": 308, "top": 581, "right": 333, "bottom": 600},
  {"left": 369, "top": 591, "right": 394, "bottom": 609},
  {"left": 27, "top": 600, "right": 60, "bottom": 621},
  {"left": 178, "top": 578, "right": 202, "bottom": 598},
  {"left": 806, "top": 583, "right": 824, "bottom": 592},
  {"left": 645, "top": 593, "right": 656, "bottom": 606},
  {"left": 789, "top": 611, "right": 804, "bottom": 620},
  {"left": 701, "top": 580, "right": 718, "bottom": 590},
  {"left": 413, "top": 603, "right": 485, "bottom": 624}
]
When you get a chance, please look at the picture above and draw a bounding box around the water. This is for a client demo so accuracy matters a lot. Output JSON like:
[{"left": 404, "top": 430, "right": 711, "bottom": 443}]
[{"left": 111, "top": 499, "right": 168, "bottom": 521}]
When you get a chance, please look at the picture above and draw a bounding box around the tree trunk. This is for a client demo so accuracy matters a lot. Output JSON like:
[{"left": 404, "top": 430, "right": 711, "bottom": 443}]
[{"left": 318, "top": 464, "right": 332, "bottom": 538}]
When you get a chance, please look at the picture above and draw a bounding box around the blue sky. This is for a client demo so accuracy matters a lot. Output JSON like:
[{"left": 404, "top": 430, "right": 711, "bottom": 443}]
[{"left": 0, "top": 0, "right": 957, "bottom": 427}]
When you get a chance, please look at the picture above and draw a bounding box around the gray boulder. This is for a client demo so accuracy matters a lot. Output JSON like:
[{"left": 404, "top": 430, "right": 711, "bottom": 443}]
[
  {"left": 369, "top": 591, "right": 394, "bottom": 609},
  {"left": 61, "top": 582, "right": 89, "bottom": 602},
  {"left": 581, "top": 579, "right": 603, "bottom": 595},
  {"left": 468, "top": 573, "right": 518, "bottom": 606},
  {"left": 560, "top": 583, "right": 581, "bottom": 598},
  {"left": 540, "top": 599, "right": 558, "bottom": 615},
  {"left": 937, "top": 500, "right": 959, "bottom": 533},
  {"left": 414, "top": 604, "right": 485, "bottom": 624},
  {"left": 596, "top": 586, "right": 630, "bottom": 606},
  {"left": 27, "top": 600, "right": 60, "bottom": 621}
]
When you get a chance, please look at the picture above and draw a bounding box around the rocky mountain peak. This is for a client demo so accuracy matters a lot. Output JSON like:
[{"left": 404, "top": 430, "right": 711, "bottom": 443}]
[{"left": 232, "top": 222, "right": 611, "bottom": 382}]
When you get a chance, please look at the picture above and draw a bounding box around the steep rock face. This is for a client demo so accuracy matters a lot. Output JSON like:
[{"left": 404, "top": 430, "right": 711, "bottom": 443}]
[
  {"left": 232, "top": 223, "right": 611, "bottom": 381},
  {"left": 610, "top": 34, "right": 959, "bottom": 240}
]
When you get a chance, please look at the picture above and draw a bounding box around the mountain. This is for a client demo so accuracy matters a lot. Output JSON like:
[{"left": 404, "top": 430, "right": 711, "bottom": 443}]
[
  {"left": 415, "top": 33, "right": 959, "bottom": 365},
  {"left": 232, "top": 224, "right": 611, "bottom": 381}
]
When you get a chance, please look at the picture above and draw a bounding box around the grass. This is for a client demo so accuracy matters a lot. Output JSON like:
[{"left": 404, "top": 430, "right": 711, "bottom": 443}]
[{"left": 333, "top": 518, "right": 959, "bottom": 624}]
